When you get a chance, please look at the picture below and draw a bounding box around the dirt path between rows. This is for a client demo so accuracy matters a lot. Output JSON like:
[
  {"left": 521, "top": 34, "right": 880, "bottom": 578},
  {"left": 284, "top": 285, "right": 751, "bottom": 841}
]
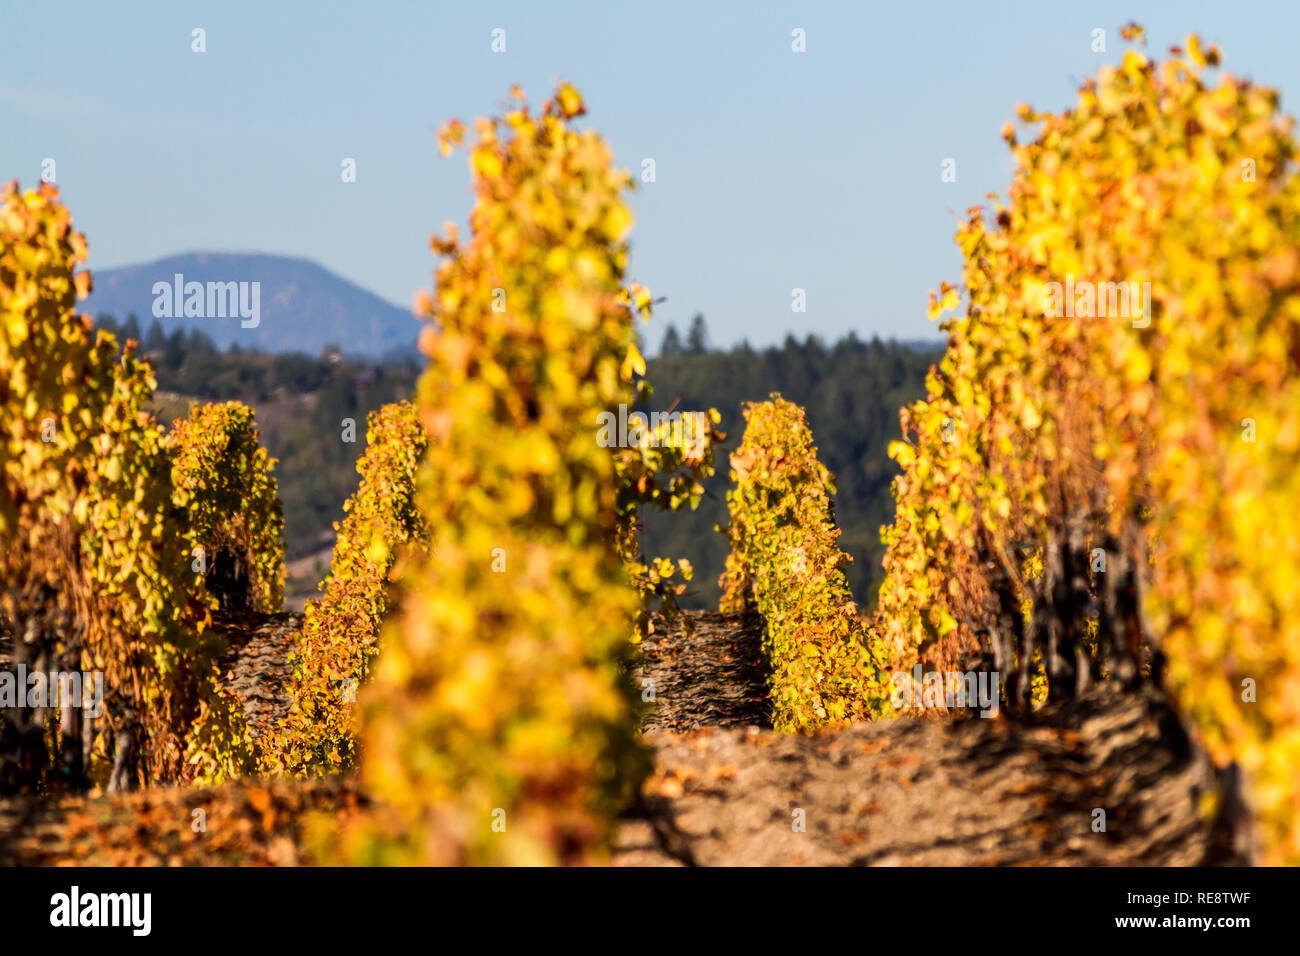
[
  {"left": 213, "top": 610, "right": 302, "bottom": 745},
  {"left": 635, "top": 611, "right": 770, "bottom": 733},
  {"left": 613, "top": 611, "right": 1233, "bottom": 865},
  {"left": 1, "top": 609, "right": 1238, "bottom": 866}
]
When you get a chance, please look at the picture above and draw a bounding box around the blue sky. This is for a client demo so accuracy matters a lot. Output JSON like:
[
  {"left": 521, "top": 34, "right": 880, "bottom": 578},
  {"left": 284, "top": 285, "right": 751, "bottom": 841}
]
[{"left": 3, "top": 1, "right": 1298, "bottom": 352}]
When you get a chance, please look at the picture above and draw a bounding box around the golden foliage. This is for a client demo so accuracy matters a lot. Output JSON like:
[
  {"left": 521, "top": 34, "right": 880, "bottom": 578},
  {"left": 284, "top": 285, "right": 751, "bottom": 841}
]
[
  {"left": 265, "top": 401, "right": 428, "bottom": 776},
  {"left": 166, "top": 400, "right": 285, "bottom": 613},
  {"left": 327, "top": 86, "right": 650, "bottom": 864},
  {"left": 611, "top": 397, "right": 724, "bottom": 641},
  {"left": 875, "top": 32, "right": 1300, "bottom": 862},
  {"left": 720, "top": 395, "right": 889, "bottom": 731},
  {"left": 0, "top": 181, "right": 251, "bottom": 788}
]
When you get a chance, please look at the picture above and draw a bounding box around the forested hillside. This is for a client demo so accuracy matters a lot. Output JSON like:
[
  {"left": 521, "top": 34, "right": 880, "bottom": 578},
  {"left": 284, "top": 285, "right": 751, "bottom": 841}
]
[{"left": 92, "top": 314, "right": 937, "bottom": 609}]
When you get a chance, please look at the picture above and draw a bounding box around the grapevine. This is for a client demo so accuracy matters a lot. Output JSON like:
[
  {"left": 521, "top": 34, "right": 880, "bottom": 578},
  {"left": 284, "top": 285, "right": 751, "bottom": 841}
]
[
  {"left": 166, "top": 400, "right": 285, "bottom": 614},
  {"left": 326, "top": 85, "right": 653, "bottom": 864},
  {"left": 875, "top": 32, "right": 1300, "bottom": 862},
  {"left": 265, "top": 400, "right": 428, "bottom": 776},
  {"left": 720, "top": 394, "right": 889, "bottom": 730},
  {"left": 0, "top": 181, "right": 252, "bottom": 791}
]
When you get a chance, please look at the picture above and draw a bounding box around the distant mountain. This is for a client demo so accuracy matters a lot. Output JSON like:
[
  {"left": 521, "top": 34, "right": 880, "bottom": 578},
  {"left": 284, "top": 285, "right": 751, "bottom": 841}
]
[{"left": 83, "top": 252, "right": 418, "bottom": 358}]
